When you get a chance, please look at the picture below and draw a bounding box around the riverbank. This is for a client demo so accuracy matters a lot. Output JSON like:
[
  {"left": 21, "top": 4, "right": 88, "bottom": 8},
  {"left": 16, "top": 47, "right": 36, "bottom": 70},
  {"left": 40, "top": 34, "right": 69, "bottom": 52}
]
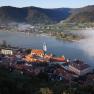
[
  {"left": 0, "top": 29, "right": 94, "bottom": 66},
  {"left": 0, "top": 27, "right": 84, "bottom": 42}
]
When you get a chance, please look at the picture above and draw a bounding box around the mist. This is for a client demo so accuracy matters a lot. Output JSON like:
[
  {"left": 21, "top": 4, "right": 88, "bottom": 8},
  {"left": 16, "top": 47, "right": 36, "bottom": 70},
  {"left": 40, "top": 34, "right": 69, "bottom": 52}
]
[{"left": 77, "top": 29, "right": 94, "bottom": 57}]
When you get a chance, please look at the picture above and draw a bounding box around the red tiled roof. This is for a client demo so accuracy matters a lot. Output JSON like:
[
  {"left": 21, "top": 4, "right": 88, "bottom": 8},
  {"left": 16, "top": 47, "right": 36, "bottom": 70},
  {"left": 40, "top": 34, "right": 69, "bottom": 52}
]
[{"left": 31, "top": 49, "right": 44, "bottom": 55}]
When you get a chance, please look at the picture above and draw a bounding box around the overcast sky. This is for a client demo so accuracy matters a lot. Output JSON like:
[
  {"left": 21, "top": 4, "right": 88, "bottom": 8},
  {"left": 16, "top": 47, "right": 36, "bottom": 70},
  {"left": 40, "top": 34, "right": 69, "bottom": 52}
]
[{"left": 0, "top": 0, "right": 94, "bottom": 8}]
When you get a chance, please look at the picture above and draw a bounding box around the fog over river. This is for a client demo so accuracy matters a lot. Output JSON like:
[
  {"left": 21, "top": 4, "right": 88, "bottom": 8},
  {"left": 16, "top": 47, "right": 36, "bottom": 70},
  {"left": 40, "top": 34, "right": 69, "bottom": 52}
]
[
  {"left": 77, "top": 29, "right": 94, "bottom": 58},
  {"left": 0, "top": 29, "right": 94, "bottom": 67}
]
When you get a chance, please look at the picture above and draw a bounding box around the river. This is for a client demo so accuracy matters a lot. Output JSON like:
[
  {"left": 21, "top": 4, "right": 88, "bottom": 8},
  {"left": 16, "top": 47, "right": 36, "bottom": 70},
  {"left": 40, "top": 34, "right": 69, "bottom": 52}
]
[{"left": 0, "top": 30, "right": 94, "bottom": 67}]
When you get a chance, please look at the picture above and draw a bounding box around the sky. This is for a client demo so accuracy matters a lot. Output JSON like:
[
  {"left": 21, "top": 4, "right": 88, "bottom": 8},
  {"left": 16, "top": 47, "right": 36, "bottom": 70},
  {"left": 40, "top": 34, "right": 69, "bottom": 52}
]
[{"left": 0, "top": 0, "right": 94, "bottom": 8}]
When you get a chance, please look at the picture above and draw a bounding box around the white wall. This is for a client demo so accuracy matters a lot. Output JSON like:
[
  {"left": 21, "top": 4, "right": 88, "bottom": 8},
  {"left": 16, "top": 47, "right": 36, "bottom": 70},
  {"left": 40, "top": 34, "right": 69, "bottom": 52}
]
[
  {"left": 69, "top": 65, "right": 92, "bottom": 76},
  {"left": 1, "top": 49, "right": 13, "bottom": 55}
]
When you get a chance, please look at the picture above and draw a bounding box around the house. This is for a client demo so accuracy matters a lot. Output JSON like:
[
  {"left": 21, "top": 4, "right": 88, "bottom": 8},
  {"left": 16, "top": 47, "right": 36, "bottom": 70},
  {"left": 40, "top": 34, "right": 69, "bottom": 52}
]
[
  {"left": 31, "top": 49, "right": 44, "bottom": 57},
  {"left": 24, "top": 54, "right": 37, "bottom": 62},
  {"left": 1, "top": 49, "right": 13, "bottom": 55},
  {"left": 0, "top": 48, "right": 18, "bottom": 55},
  {"left": 69, "top": 60, "right": 92, "bottom": 76}
]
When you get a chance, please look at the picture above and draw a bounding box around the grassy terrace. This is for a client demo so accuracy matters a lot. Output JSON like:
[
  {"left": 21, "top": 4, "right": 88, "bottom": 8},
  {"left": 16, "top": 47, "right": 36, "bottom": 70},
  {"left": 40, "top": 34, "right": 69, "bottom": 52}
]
[
  {"left": 42, "top": 29, "right": 82, "bottom": 41},
  {"left": 54, "top": 32, "right": 81, "bottom": 41}
]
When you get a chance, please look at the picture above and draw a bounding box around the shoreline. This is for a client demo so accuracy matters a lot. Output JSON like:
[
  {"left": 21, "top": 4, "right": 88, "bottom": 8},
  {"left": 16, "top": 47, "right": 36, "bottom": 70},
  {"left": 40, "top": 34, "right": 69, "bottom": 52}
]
[{"left": 0, "top": 28, "right": 93, "bottom": 42}]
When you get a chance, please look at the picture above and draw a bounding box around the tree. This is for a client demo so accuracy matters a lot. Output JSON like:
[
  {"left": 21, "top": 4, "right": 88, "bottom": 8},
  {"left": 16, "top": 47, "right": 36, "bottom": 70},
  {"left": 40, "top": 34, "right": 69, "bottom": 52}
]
[
  {"left": 1, "top": 40, "right": 7, "bottom": 47},
  {"left": 40, "top": 88, "right": 53, "bottom": 94}
]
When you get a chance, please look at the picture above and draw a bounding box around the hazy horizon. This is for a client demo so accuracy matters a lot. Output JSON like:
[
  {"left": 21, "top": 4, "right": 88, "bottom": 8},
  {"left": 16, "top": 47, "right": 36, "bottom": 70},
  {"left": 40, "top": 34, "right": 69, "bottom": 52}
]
[
  {"left": 0, "top": 0, "right": 94, "bottom": 8},
  {"left": 0, "top": 4, "right": 94, "bottom": 9}
]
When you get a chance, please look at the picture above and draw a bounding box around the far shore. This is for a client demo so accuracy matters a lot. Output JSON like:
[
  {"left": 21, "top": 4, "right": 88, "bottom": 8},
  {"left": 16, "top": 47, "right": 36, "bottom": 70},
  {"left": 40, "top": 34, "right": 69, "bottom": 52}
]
[{"left": 0, "top": 27, "right": 94, "bottom": 42}]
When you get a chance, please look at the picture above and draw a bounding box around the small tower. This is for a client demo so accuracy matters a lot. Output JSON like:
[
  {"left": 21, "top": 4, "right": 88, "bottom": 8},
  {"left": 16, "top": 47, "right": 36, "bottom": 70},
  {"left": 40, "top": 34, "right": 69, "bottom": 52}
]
[{"left": 43, "top": 42, "right": 47, "bottom": 54}]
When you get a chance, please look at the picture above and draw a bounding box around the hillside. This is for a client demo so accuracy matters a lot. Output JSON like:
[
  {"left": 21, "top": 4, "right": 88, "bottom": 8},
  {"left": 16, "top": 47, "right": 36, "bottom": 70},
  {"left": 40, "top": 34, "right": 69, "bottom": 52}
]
[
  {"left": 0, "top": 6, "right": 71, "bottom": 24},
  {"left": 0, "top": 5, "right": 94, "bottom": 25},
  {"left": 67, "top": 5, "right": 94, "bottom": 23}
]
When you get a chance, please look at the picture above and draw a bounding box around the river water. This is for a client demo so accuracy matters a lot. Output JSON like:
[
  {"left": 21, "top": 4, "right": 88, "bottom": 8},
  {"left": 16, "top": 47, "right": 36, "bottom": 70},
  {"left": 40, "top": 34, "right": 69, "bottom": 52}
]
[{"left": 0, "top": 30, "right": 94, "bottom": 67}]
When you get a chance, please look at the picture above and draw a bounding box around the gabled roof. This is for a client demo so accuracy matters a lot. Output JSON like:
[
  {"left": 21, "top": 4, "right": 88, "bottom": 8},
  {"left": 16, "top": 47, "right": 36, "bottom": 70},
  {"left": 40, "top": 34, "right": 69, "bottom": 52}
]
[
  {"left": 70, "top": 60, "right": 90, "bottom": 70},
  {"left": 31, "top": 49, "right": 44, "bottom": 55}
]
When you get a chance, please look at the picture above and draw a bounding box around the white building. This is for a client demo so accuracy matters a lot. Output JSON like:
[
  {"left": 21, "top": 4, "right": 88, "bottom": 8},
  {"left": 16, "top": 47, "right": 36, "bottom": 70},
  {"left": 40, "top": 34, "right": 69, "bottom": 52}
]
[
  {"left": 1, "top": 49, "right": 13, "bottom": 55},
  {"left": 69, "top": 60, "right": 92, "bottom": 76}
]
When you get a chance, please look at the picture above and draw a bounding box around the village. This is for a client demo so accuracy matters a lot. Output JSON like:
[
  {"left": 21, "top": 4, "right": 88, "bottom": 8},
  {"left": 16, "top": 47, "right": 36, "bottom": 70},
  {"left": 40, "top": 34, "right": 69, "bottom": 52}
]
[{"left": 0, "top": 42, "right": 94, "bottom": 84}]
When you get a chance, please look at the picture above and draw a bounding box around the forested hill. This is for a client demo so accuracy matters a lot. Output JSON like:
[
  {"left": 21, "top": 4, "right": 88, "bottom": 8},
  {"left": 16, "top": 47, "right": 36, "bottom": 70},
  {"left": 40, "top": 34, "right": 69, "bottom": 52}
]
[
  {"left": 0, "top": 5, "right": 94, "bottom": 24},
  {"left": 67, "top": 5, "right": 94, "bottom": 23},
  {"left": 0, "top": 6, "right": 71, "bottom": 24}
]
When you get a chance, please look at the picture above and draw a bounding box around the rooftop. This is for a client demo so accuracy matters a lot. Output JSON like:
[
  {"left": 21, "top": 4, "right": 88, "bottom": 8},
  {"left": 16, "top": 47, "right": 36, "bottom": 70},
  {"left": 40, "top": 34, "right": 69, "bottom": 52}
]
[
  {"left": 1, "top": 47, "right": 19, "bottom": 51},
  {"left": 31, "top": 49, "right": 44, "bottom": 55},
  {"left": 70, "top": 60, "right": 90, "bottom": 70}
]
